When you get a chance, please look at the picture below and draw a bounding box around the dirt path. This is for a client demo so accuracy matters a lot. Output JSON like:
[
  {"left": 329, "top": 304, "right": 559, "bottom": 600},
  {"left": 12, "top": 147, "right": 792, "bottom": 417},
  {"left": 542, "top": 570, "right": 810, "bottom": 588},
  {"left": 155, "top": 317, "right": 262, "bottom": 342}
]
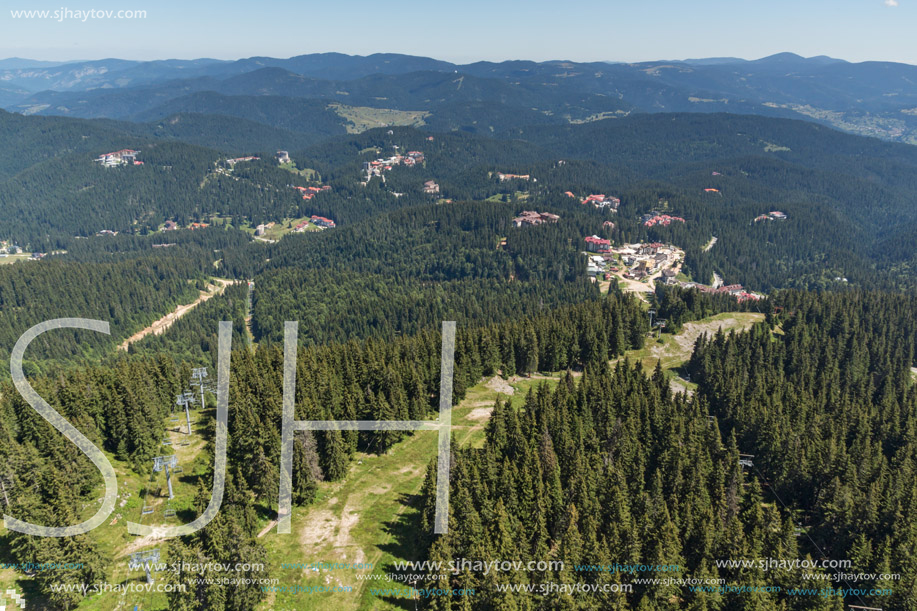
[
  {"left": 117, "top": 278, "right": 236, "bottom": 350},
  {"left": 258, "top": 519, "right": 278, "bottom": 538},
  {"left": 703, "top": 236, "right": 717, "bottom": 252},
  {"left": 245, "top": 280, "right": 255, "bottom": 346}
]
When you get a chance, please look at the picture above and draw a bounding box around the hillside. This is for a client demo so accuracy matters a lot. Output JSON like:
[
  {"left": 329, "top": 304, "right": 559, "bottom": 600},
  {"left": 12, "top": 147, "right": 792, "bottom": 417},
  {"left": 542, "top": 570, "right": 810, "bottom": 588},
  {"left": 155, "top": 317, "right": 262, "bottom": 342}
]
[
  {"left": 3, "top": 109, "right": 917, "bottom": 294},
  {"left": 5, "top": 52, "right": 917, "bottom": 143}
]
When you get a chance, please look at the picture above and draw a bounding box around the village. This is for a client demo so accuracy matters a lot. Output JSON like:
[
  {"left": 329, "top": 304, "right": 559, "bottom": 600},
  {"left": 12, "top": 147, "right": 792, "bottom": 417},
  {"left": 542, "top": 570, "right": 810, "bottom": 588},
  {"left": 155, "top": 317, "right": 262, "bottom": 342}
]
[
  {"left": 361, "top": 149, "right": 425, "bottom": 185},
  {"left": 574, "top": 192, "right": 621, "bottom": 211},
  {"left": 95, "top": 149, "right": 143, "bottom": 167},
  {"left": 583, "top": 237, "right": 761, "bottom": 302},
  {"left": 753, "top": 210, "right": 788, "bottom": 222},
  {"left": 0, "top": 239, "right": 46, "bottom": 264}
]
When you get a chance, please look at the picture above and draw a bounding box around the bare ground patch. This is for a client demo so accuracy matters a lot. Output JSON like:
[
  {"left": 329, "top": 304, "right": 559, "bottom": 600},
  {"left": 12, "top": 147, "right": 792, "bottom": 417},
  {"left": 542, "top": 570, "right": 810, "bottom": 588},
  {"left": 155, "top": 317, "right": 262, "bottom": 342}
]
[
  {"left": 466, "top": 407, "right": 493, "bottom": 421},
  {"left": 673, "top": 315, "right": 765, "bottom": 357},
  {"left": 300, "top": 509, "right": 338, "bottom": 548},
  {"left": 486, "top": 376, "right": 515, "bottom": 395}
]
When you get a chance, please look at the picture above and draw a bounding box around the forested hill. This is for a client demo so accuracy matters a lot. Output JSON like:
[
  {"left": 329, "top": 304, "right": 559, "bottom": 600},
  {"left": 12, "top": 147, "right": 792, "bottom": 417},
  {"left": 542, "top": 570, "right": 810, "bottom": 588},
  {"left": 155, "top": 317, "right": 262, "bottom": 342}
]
[
  {"left": 5, "top": 52, "right": 917, "bottom": 143},
  {"left": 4, "top": 109, "right": 917, "bottom": 293},
  {"left": 417, "top": 290, "right": 917, "bottom": 611}
]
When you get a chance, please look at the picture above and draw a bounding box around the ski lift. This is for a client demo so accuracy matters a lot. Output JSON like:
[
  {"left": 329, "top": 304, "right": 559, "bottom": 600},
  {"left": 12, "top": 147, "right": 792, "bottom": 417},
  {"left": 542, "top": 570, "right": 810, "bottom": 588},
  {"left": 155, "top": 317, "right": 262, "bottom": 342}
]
[
  {"left": 129, "top": 550, "right": 161, "bottom": 584},
  {"left": 141, "top": 505, "right": 154, "bottom": 515}
]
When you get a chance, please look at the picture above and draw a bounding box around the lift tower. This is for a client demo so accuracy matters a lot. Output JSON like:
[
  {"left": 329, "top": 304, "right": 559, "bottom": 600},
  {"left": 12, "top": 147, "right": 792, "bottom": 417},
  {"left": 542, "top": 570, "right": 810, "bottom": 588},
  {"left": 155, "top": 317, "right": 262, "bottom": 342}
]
[
  {"left": 129, "top": 549, "right": 161, "bottom": 584},
  {"left": 153, "top": 455, "right": 179, "bottom": 500}
]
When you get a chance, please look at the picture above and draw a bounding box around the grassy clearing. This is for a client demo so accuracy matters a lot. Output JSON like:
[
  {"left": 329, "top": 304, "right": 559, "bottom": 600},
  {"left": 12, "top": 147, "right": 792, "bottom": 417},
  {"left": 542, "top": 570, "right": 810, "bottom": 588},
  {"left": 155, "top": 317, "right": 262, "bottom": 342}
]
[
  {"left": 0, "top": 254, "right": 34, "bottom": 265},
  {"left": 279, "top": 162, "right": 317, "bottom": 180},
  {"left": 624, "top": 312, "right": 765, "bottom": 376},
  {"left": 330, "top": 104, "right": 429, "bottom": 134},
  {"left": 484, "top": 191, "right": 529, "bottom": 202},
  {"left": 258, "top": 218, "right": 321, "bottom": 241},
  {"left": 257, "top": 373, "right": 561, "bottom": 611}
]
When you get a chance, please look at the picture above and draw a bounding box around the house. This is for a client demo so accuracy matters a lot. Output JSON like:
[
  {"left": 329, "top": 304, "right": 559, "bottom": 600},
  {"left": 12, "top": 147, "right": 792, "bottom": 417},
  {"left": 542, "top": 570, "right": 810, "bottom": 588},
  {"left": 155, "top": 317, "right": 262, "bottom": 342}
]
[
  {"left": 497, "top": 173, "right": 531, "bottom": 182},
  {"left": 603, "top": 221, "right": 615, "bottom": 230},
  {"left": 423, "top": 180, "right": 440, "bottom": 195},
  {"left": 643, "top": 214, "right": 685, "bottom": 227},
  {"left": 95, "top": 149, "right": 140, "bottom": 167},
  {"left": 292, "top": 185, "right": 330, "bottom": 200},
  {"left": 310, "top": 215, "right": 336, "bottom": 229},
  {"left": 582, "top": 194, "right": 621, "bottom": 210},
  {"left": 769, "top": 211, "right": 787, "bottom": 220},
  {"left": 564, "top": 191, "right": 576, "bottom": 198},
  {"left": 704, "top": 188, "right": 720, "bottom": 193},
  {"left": 638, "top": 243, "right": 660, "bottom": 256},
  {"left": 585, "top": 235, "right": 611, "bottom": 253},
  {"left": 255, "top": 224, "right": 266, "bottom": 236},
  {"left": 226, "top": 156, "right": 260, "bottom": 166},
  {"left": 163, "top": 221, "right": 178, "bottom": 231},
  {"left": 512, "top": 211, "right": 560, "bottom": 227},
  {"left": 276, "top": 151, "right": 291, "bottom": 164}
]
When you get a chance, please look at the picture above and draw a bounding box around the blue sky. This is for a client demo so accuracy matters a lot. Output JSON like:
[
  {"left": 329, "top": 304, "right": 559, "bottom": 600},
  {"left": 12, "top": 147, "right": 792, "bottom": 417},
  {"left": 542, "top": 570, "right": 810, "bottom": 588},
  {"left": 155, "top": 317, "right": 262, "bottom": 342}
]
[{"left": 0, "top": 0, "right": 913, "bottom": 64}]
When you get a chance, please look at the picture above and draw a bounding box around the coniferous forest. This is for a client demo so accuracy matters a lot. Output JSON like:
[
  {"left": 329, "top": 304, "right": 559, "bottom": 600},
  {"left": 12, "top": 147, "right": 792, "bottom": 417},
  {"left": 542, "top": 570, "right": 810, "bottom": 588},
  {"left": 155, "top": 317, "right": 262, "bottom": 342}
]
[{"left": 1, "top": 90, "right": 917, "bottom": 611}]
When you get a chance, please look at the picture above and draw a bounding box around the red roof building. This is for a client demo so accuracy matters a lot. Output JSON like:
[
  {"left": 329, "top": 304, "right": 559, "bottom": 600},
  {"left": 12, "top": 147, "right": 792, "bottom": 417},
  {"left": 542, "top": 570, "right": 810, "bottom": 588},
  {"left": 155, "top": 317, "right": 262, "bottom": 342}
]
[
  {"left": 644, "top": 215, "right": 685, "bottom": 227},
  {"left": 585, "top": 235, "right": 611, "bottom": 253},
  {"left": 310, "top": 215, "right": 336, "bottom": 228}
]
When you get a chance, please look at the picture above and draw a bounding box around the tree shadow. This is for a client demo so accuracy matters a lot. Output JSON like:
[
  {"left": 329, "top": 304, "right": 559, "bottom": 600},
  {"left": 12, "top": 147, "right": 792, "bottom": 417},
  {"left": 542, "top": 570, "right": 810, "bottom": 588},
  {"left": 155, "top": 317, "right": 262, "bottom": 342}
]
[
  {"left": 377, "top": 492, "right": 424, "bottom": 561},
  {"left": 378, "top": 595, "right": 417, "bottom": 610}
]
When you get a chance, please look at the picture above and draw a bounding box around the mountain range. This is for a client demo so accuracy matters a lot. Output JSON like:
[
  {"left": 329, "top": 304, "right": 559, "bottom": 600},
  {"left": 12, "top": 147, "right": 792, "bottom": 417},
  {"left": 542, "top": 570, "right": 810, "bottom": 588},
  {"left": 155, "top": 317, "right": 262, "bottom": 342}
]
[{"left": 2, "top": 52, "right": 916, "bottom": 144}]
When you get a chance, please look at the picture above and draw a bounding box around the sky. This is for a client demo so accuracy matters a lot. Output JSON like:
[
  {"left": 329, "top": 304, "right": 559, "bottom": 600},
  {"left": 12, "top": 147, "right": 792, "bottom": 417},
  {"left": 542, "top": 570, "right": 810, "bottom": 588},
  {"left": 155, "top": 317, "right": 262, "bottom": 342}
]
[{"left": 0, "top": 0, "right": 913, "bottom": 65}]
